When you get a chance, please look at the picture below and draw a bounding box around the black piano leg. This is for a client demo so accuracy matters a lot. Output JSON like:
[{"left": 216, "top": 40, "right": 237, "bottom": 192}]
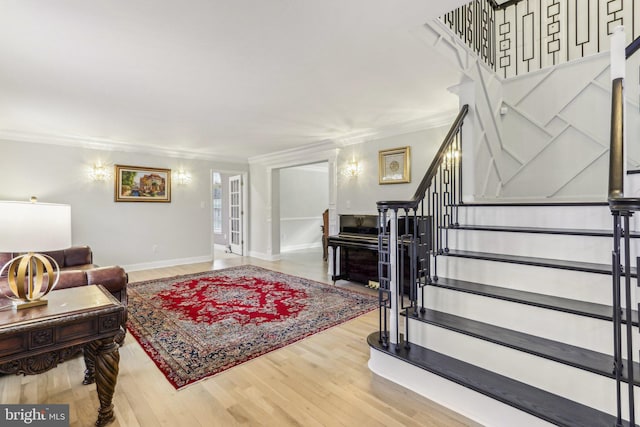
[{"left": 331, "top": 246, "right": 337, "bottom": 285}]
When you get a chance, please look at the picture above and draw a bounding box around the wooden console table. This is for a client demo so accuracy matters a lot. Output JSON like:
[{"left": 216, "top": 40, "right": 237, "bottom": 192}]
[{"left": 0, "top": 285, "right": 125, "bottom": 426}]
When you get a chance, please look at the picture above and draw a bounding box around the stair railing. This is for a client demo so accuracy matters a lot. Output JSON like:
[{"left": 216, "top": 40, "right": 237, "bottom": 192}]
[
  {"left": 376, "top": 104, "right": 468, "bottom": 348},
  {"left": 608, "top": 27, "right": 640, "bottom": 427}
]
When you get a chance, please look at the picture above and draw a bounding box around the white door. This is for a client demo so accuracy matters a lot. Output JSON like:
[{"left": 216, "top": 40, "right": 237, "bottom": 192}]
[{"left": 229, "top": 175, "right": 243, "bottom": 255}]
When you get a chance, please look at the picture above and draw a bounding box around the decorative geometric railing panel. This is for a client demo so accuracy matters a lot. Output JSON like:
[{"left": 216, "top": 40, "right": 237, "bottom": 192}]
[
  {"left": 441, "top": 0, "right": 497, "bottom": 70},
  {"left": 497, "top": 0, "right": 640, "bottom": 78},
  {"left": 441, "top": 0, "right": 640, "bottom": 79}
]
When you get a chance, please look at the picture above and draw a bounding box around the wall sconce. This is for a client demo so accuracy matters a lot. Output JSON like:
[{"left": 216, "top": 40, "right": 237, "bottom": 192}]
[
  {"left": 443, "top": 150, "right": 460, "bottom": 165},
  {"left": 89, "top": 163, "right": 111, "bottom": 181},
  {"left": 342, "top": 160, "right": 361, "bottom": 178},
  {"left": 174, "top": 169, "right": 192, "bottom": 185}
]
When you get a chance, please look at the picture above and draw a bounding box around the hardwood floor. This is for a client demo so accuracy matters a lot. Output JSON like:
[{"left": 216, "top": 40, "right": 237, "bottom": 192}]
[{"left": 0, "top": 249, "right": 481, "bottom": 427}]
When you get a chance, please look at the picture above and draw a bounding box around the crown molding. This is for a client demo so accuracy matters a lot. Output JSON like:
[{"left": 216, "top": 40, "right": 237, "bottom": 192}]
[
  {"left": 1, "top": 107, "right": 460, "bottom": 166},
  {"left": 248, "top": 109, "right": 459, "bottom": 166},
  {"left": 0, "top": 129, "right": 248, "bottom": 164},
  {"left": 333, "top": 109, "right": 459, "bottom": 147},
  {"left": 248, "top": 139, "right": 339, "bottom": 165}
]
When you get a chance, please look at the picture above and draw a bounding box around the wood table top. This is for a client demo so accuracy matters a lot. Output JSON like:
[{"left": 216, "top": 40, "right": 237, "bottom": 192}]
[{"left": 0, "top": 285, "right": 121, "bottom": 330}]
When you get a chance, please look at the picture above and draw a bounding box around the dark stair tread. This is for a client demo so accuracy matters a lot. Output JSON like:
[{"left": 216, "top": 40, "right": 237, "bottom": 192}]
[
  {"left": 409, "top": 308, "right": 640, "bottom": 385},
  {"left": 442, "top": 249, "right": 637, "bottom": 277},
  {"left": 445, "top": 224, "right": 640, "bottom": 238},
  {"left": 368, "top": 332, "right": 635, "bottom": 427},
  {"left": 428, "top": 277, "right": 639, "bottom": 325}
]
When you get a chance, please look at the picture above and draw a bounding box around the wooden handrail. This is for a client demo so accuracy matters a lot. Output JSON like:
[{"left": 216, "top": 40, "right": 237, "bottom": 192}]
[
  {"left": 488, "top": 0, "right": 524, "bottom": 10},
  {"left": 626, "top": 35, "right": 640, "bottom": 59},
  {"left": 377, "top": 104, "right": 469, "bottom": 210}
]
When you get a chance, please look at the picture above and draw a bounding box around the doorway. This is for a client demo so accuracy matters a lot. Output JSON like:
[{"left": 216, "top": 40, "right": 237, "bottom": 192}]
[
  {"left": 211, "top": 171, "right": 246, "bottom": 260},
  {"left": 278, "top": 162, "right": 329, "bottom": 255}
]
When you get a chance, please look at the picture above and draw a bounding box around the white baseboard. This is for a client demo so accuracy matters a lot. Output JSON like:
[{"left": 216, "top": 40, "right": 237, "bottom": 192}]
[
  {"left": 122, "top": 255, "right": 213, "bottom": 272},
  {"left": 281, "top": 242, "right": 322, "bottom": 252},
  {"left": 248, "top": 251, "right": 281, "bottom": 261}
]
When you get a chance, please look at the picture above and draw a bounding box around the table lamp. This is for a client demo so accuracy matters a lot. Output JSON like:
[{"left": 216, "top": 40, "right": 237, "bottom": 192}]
[{"left": 0, "top": 201, "right": 72, "bottom": 309}]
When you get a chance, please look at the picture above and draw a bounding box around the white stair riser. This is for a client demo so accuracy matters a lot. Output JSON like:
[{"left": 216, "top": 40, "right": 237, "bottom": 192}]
[
  {"left": 445, "top": 229, "right": 636, "bottom": 265},
  {"left": 625, "top": 174, "right": 640, "bottom": 200},
  {"left": 420, "top": 285, "right": 639, "bottom": 357},
  {"left": 369, "top": 348, "right": 555, "bottom": 427},
  {"left": 436, "top": 256, "right": 635, "bottom": 307},
  {"left": 456, "top": 205, "right": 635, "bottom": 230},
  {"left": 407, "top": 320, "right": 640, "bottom": 419}
]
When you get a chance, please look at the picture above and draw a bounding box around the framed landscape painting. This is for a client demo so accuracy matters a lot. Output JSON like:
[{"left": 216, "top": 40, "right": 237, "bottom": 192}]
[{"left": 114, "top": 165, "right": 171, "bottom": 202}]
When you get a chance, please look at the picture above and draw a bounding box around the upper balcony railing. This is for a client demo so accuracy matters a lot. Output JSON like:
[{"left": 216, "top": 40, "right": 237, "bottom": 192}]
[{"left": 441, "top": 0, "right": 640, "bottom": 79}]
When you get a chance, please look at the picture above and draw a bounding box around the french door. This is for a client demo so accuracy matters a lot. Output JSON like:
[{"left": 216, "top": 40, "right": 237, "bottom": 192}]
[{"left": 229, "top": 175, "right": 243, "bottom": 255}]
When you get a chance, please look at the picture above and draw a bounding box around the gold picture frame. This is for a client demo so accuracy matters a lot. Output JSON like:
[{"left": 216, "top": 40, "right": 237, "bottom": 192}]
[
  {"left": 114, "top": 165, "right": 171, "bottom": 202},
  {"left": 378, "top": 146, "right": 410, "bottom": 184}
]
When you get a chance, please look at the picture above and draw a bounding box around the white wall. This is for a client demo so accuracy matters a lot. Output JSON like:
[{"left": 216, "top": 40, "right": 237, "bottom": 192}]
[
  {"left": 280, "top": 164, "right": 328, "bottom": 252},
  {"left": 0, "top": 139, "right": 248, "bottom": 269},
  {"left": 337, "top": 126, "right": 449, "bottom": 215}
]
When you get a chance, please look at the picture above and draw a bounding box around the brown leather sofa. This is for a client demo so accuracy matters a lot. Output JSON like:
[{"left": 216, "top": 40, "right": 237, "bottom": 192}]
[{"left": 0, "top": 246, "right": 128, "bottom": 343}]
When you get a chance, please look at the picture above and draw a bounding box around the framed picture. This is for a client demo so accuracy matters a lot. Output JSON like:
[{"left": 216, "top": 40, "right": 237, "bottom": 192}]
[
  {"left": 378, "top": 146, "right": 410, "bottom": 184},
  {"left": 114, "top": 165, "right": 171, "bottom": 202}
]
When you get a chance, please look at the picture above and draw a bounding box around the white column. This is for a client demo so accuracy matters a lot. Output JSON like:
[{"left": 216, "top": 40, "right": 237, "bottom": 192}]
[{"left": 610, "top": 25, "right": 626, "bottom": 81}]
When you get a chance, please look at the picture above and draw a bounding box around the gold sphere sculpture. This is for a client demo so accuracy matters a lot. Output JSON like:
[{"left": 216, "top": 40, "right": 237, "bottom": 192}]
[{"left": 0, "top": 253, "right": 60, "bottom": 309}]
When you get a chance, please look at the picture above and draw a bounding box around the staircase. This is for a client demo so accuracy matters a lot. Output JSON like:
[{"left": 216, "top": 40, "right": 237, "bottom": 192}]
[
  {"left": 367, "top": 2, "right": 640, "bottom": 425},
  {"left": 370, "top": 201, "right": 640, "bottom": 426}
]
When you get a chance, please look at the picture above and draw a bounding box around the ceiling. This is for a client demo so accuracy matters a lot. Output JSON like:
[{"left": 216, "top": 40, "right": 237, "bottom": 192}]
[{"left": 0, "top": 0, "right": 469, "bottom": 162}]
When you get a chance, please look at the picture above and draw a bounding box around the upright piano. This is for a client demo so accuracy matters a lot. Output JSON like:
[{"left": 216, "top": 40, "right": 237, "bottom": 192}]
[
  {"left": 327, "top": 214, "right": 379, "bottom": 285},
  {"left": 327, "top": 214, "right": 431, "bottom": 292}
]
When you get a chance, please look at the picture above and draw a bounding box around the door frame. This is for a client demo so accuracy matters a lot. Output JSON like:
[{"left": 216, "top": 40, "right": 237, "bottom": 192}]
[{"left": 210, "top": 170, "right": 248, "bottom": 261}]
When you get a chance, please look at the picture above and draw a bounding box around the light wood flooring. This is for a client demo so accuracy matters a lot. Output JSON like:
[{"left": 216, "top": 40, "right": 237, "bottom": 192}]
[{"left": 0, "top": 248, "right": 482, "bottom": 427}]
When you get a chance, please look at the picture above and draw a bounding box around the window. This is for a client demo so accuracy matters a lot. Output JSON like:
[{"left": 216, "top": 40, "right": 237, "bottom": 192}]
[{"left": 212, "top": 172, "right": 222, "bottom": 233}]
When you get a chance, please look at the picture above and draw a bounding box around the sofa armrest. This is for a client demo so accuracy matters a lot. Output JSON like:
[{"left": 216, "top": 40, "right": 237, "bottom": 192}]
[
  {"left": 86, "top": 266, "right": 127, "bottom": 295},
  {"left": 52, "top": 270, "right": 90, "bottom": 291}
]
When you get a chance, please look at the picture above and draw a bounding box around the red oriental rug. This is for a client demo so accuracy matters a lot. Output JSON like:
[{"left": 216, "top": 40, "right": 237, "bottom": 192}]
[{"left": 126, "top": 265, "right": 378, "bottom": 389}]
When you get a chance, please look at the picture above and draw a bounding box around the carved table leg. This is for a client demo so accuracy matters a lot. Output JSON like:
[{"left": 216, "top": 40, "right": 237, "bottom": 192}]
[
  {"left": 87, "top": 337, "right": 120, "bottom": 427},
  {"left": 114, "top": 325, "right": 127, "bottom": 346},
  {"left": 83, "top": 344, "right": 96, "bottom": 385}
]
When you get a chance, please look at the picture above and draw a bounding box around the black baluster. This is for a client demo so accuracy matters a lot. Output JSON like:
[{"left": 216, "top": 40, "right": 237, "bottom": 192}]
[
  {"left": 623, "top": 212, "right": 635, "bottom": 427},
  {"left": 612, "top": 212, "right": 623, "bottom": 427}
]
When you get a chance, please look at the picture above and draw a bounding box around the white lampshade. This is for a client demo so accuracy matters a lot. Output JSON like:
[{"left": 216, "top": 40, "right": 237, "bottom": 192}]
[{"left": 0, "top": 201, "right": 71, "bottom": 252}]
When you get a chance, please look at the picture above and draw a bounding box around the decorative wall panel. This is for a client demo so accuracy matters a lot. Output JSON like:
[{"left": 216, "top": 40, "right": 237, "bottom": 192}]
[{"left": 422, "top": 17, "right": 640, "bottom": 201}]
